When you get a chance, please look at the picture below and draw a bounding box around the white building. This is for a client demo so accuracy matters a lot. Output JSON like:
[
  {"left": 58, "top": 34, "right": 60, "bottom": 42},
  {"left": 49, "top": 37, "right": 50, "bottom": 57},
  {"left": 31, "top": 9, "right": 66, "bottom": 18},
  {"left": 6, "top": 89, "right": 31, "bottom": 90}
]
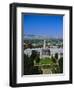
[{"left": 24, "top": 40, "right": 63, "bottom": 59}]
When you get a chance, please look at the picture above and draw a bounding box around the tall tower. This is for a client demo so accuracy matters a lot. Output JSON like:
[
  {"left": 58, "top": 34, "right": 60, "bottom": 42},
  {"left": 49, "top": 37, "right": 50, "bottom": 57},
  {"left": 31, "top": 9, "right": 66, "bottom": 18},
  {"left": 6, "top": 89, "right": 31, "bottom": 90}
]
[{"left": 43, "top": 40, "right": 46, "bottom": 49}]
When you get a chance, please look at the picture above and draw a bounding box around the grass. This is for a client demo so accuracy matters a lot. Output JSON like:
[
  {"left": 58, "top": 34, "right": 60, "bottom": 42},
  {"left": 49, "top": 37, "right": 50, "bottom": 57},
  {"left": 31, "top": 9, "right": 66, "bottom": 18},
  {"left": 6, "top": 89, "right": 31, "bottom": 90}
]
[{"left": 39, "top": 57, "right": 53, "bottom": 65}]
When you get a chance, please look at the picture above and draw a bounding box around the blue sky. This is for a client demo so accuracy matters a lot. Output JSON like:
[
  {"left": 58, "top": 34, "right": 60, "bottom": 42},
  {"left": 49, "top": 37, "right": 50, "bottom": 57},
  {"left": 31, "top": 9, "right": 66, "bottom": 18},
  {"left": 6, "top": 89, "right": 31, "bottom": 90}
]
[{"left": 23, "top": 14, "right": 63, "bottom": 39}]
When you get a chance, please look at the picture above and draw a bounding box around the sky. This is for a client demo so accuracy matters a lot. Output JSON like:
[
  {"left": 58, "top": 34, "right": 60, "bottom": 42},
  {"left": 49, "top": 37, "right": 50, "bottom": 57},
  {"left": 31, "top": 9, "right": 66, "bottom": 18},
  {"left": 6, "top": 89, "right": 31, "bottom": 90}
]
[{"left": 23, "top": 14, "right": 63, "bottom": 39}]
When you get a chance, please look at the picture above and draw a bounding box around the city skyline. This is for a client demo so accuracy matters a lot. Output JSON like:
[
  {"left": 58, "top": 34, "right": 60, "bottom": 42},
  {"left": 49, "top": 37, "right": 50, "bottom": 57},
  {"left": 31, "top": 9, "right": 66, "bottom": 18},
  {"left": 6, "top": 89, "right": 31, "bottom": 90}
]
[{"left": 23, "top": 14, "right": 63, "bottom": 39}]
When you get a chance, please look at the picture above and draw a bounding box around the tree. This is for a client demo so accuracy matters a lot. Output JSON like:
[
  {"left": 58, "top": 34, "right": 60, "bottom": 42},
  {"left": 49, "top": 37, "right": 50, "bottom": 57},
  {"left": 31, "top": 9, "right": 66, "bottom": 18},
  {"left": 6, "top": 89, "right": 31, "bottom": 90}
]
[
  {"left": 51, "top": 56, "right": 56, "bottom": 63},
  {"left": 32, "top": 66, "right": 43, "bottom": 74},
  {"left": 30, "top": 50, "right": 38, "bottom": 61},
  {"left": 24, "top": 54, "right": 33, "bottom": 75},
  {"left": 54, "top": 53, "right": 59, "bottom": 65},
  {"left": 30, "top": 50, "right": 43, "bottom": 74},
  {"left": 35, "top": 53, "right": 40, "bottom": 64},
  {"left": 51, "top": 64, "right": 59, "bottom": 74},
  {"left": 51, "top": 54, "right": 60, "bottom": 74},
  {"left": 58, "top": 57, "right": 63, "bottom": 73},
  {"left": 55, "top": 53, "right": 58, "bottom": 60},
  {"left": 28, "top": 43, "right": 32, "bottom": 48}
]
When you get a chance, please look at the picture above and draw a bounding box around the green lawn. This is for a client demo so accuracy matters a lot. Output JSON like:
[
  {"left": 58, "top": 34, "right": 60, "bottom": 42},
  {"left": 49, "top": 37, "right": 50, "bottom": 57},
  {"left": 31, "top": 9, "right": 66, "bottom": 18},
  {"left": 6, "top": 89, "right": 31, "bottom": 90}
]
[{"left": 39, "top": 57, "right": 53, "bottom": 65}]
